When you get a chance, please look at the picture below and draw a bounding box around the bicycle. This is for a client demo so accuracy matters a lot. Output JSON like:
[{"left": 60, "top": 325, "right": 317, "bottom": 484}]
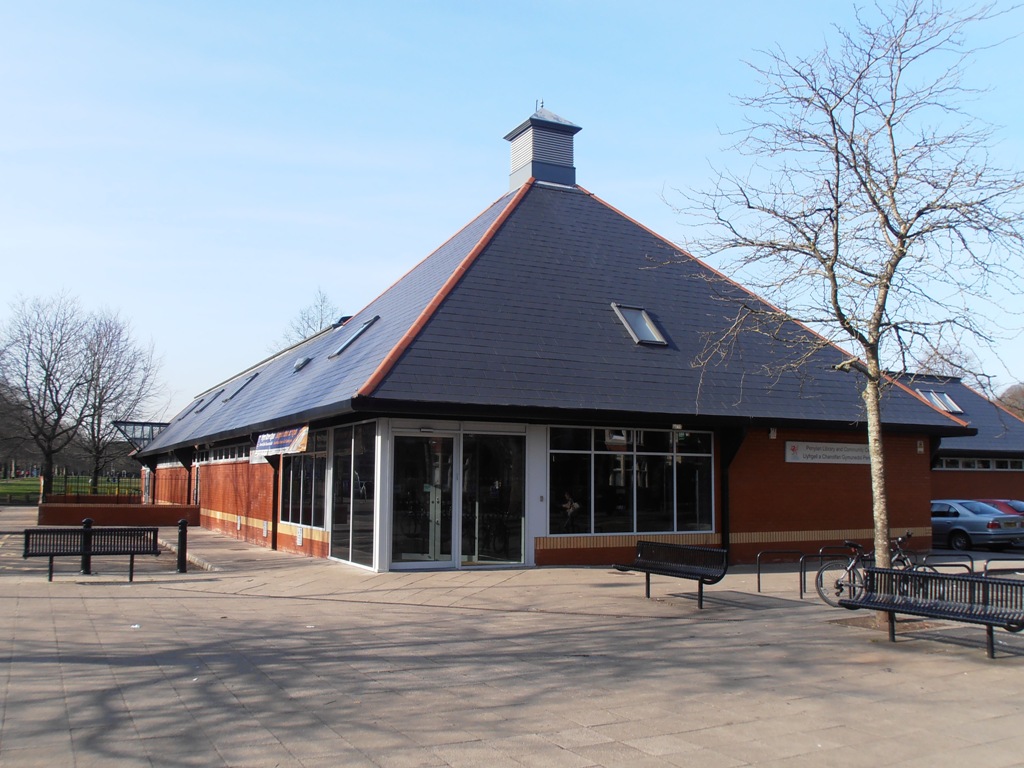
[{"left": 815, "top": 531, "right": 917, "bottom": 607}]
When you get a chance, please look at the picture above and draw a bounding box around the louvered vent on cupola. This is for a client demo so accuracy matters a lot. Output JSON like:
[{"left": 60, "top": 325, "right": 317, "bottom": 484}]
[{"left": 503, "top": 107, "right": 582, "bottom": 190}]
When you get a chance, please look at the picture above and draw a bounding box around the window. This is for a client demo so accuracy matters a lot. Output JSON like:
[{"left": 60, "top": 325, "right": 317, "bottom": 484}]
[
  {"left": 176, "top": 398, "right": 205, "bottom": 421},
  {"left": 195, "top": 389, "right": 225, "bottom": 413},
  {"left": 611, "top": 303, "right": 666, "bottom": 345},
  {"left": 329, "top": 315, "right": 379, "bottom": 359},
  {"left": 203, "top": 444, "right": 250, "bottom": 462},
  {"left": 224, "top": 372, "right": 259, "bottom": 402},
  {"left": 282, "top": 429, "right": 328, "bottom": 528},
  {"left": 549, "top": 426, "right": 712, "bottom": 535},
  {"left": 330, "top": 422, "right": 377, "bottom": 566},
  {"left": 917, "top": 389, "right": 963, "bottom": 414},
  {"left": 937, "top": 456, "right": 1023, "bottom": 471}
]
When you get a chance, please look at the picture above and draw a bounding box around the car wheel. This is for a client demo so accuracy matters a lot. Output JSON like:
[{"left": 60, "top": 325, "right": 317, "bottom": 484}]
[{"left": 949, "top": 530, "right": 971, "bottom": 551}]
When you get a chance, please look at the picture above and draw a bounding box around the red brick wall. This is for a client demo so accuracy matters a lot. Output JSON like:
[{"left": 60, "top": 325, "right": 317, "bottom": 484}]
[
  {"left": 198, "top": 461, "right": 276, "bottom": 547},
  {"left": 153, "top": 467, "right": 190, "bottom": 506},
  {"left": 931, "top": 470, "right": 1024, "bottom": 502},
  {"left": 727, "top": 428, "right": 933, "bottom": 561},
  {"left": 153, "top": 459, "right": 329, "bottom": 558},
  {"left": 38, "top": 504, "right": 199, "bottom": 526}
]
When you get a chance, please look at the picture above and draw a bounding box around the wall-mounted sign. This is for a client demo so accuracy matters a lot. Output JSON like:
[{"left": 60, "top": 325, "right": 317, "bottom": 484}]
[
  {"left": 250, "top": 426, "right": 309, "bottom": 462},
  {"left": 785, "top": 441, "right": 870, "bottom": 465}
]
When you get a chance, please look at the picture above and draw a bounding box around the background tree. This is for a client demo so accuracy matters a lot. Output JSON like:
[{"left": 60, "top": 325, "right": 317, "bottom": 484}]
[
  {"left": 273, "top": 288, "right": 341, "bottom": 350},
  {"left": 0, "top": 294, "right": 92, "bottom": 497},
  {"left": 683, "top": 1, "right": 1024, "bottom": 566},
  {"left": 79, "top": 309, "right": 161, "bottom": 491},
  {"left": 915, "top": 343, "right": 978, "bottom": 378},
  {"left": 1001, "top": 383, "right": 1024, "bottom": 420},
  {"left": 0, "top": 381, "right": 33, "bottom": 477}
]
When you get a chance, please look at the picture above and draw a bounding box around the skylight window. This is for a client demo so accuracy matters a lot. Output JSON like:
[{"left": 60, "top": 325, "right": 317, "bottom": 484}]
[
  {"left": 176, "top": 398, "right": 205, "bottom": 421},
  {"left": 611, "top": 303, "right": 666, "bottom": 345},
  {"left": 917, "top": 389, "right": 964, "bottom": 414},
  {"left": 224, "top": 372, "right": 259, "bottom": 402},
  {"left": 194, "top": 389, "right": 225, "bottom": 413},
  {"left": 328, "top": 315, "right": 380, "bottom": 359}
]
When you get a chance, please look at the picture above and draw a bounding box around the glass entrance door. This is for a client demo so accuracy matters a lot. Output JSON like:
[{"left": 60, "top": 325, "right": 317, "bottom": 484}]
[
  {"left": 390, "top": 431, "right": 526, "bottom": 568},
  {"left": 391, "top": 435, "right": 454, "bottom": 563},
  {"left": 461, "top": 434, "right": 525, "bottom": 565}
]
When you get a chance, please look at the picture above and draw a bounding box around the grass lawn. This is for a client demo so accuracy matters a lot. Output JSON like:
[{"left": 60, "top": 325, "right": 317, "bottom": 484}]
[
  {"left": 0, "top": 478, "right": 40, "bottom": 495},
  {"left": 0, "top": 477, "right": 139, "bottom": 495}
]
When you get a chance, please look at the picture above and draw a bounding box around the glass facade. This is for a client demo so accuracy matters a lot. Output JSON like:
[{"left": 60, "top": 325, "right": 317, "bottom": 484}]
[
  {"left": 549, "top": 427, "right": 713, "bottom": 535},
  {"left": 282, "top": 429, "right": 328, "bottom": 528},
  {"left": 330, "top": 422, "right": 376, "bottom": 567}
]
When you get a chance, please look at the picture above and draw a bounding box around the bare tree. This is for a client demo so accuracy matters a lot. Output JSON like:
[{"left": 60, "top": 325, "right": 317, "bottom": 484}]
[
  {"left": 683, "top": 1, "right": 1024, "bottom": 566},
  {"left": 914, "top": 343, "right": 979, "bottom": 378},
  {"left": 1001, "top": 383, "right": 1024, "bottom": 420},
  {"left": 273, "top": 288, "right": 342, "bottom": 350},
  {"left": 0, "top": 294, "right": 92, "bottom": 497},
  {"left": 79, "top": 309, "right": 161, "bottom": 492},
  {"left": 0, "top": 381, "right": 32, "bottom": 477}
]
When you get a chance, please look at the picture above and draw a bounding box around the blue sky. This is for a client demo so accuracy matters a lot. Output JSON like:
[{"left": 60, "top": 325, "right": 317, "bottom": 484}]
[{"left": 2, "top": 1, "right": 1022, "bottom": 416}]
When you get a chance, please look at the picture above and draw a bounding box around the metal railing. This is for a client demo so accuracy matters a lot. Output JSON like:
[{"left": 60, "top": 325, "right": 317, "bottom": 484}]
[{"left": 50, "top": 475, "right": 141, "bottom": 497}]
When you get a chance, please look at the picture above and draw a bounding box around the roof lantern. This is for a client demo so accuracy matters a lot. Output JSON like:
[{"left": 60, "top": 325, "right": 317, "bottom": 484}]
[{"left": 503, "top": 105, "right": 581, "bottom": 190}]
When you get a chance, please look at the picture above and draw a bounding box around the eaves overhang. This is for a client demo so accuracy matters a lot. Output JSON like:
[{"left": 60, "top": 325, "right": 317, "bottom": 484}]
[
  {"left": 933, "top": 446, "right": 1022, "bottom": 458},
  {"left": 349, "top": 395, "right": 977, "bottom": 438},
  {"left": 137, "top": 398, "right": 358, "bottom": 457}
]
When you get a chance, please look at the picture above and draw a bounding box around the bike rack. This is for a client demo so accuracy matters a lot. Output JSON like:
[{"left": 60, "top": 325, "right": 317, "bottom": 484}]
[
  {"left": 800, "top": 546, "right": 853, "bottom": 599},
  {"left": 754, "top": 549, "right": 805, "bottom": 594},
  {"left": 920, "top": 552, "right": 974, "bottom": 573},
  {"left": 757, "top": 544, "right": 972, "bottom": 600},
  {"left": 982, "top": 556, "right": 1024, "bottom": 577}
]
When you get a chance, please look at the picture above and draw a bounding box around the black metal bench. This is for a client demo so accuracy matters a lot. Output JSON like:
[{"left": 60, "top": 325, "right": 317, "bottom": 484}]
[
  {"left": 839, "top": 566, "right": 1024, "bottom": 659},
  {"left": 23, "top": 521, "right": 161, "bottom": 582},
  {"left": 614, "top": 541, "right": 728, "bottom": 608}
]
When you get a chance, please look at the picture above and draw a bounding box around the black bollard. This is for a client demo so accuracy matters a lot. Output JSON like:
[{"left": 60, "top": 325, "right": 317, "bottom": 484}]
[
  {"left": 177, "top": 519, "right": 188, "bottom": 573},
  {"left": 81, "top": 518, "right": 94, "bottom": 575}
]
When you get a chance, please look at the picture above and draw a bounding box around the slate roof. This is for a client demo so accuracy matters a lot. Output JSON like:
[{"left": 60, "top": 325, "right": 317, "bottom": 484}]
[
  {"left": 905, "top": 374, "right": 1024, "bottom": 456},
  {"left": 141, "top": 178, "right": 968, "bottom": 457}
]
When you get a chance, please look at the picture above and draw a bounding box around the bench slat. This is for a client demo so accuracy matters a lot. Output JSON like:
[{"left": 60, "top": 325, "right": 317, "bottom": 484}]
[
  {"left": 23, "top": 526, "right": 161, "bottom": 582},
  {"left": 839, "top": 566, "right": 1024, "bottom": 658},
  {"left": 615, "top": 541, "right": 728, "bottom": 607}
]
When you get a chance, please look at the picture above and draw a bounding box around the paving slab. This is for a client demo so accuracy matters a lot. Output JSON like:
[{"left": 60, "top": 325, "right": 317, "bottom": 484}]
[{"left": 2, "top": 506, "right": 1024, "bottom": 767}]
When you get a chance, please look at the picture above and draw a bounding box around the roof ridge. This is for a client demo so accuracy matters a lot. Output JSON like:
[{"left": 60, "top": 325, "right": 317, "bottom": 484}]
[{"left": 356, "top": 179, "right": 536, "bottom": 398}]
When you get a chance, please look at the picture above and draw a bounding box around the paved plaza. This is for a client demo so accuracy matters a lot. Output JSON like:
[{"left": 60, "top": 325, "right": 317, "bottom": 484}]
[{"left": 2, "top": 506, "right": 1024, "bottom": 767}]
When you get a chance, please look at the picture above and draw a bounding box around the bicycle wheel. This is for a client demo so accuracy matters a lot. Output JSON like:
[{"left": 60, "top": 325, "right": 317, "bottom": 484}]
[{"left": 815, "top": 561, "right": 863, "bottom": 607}]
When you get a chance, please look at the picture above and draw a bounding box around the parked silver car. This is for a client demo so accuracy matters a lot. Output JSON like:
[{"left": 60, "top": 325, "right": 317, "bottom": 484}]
[{"left": 931, "top": 499, "right": 1023, "bottom": 551}]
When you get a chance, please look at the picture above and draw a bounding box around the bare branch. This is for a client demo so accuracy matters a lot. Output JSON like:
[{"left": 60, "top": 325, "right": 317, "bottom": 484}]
[{"left": 676, "top": 0, "right": 1024, "bottom": 568}]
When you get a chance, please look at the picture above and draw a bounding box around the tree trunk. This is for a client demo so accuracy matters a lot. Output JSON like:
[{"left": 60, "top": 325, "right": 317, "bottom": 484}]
[
  {"left": 863, "top": 375, "right": 891, "bottom": 569},
  {"left": 40, "top": 452, "right": 54, "bottom": 501}
]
